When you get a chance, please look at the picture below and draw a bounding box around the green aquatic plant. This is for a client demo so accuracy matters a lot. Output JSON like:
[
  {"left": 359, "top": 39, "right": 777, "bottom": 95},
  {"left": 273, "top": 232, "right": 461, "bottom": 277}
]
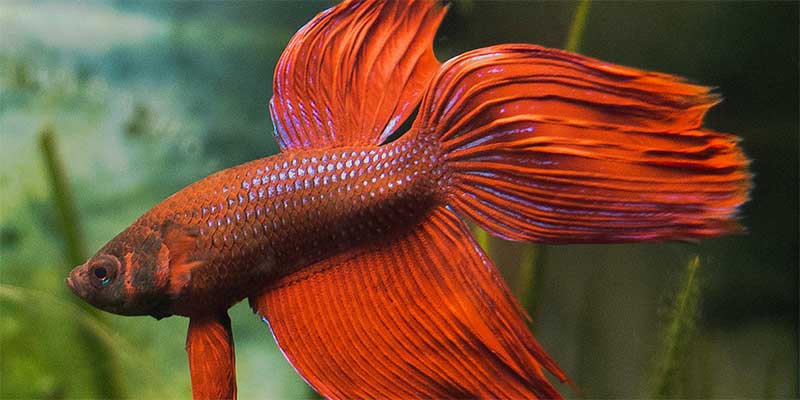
[
  {"left": 471, "top": 224, "right": 491, "bottom": 252},
  {"left": 38, "top": 128, "right": 87, "bottom": 265},
  {"left": 651, "top": 256, "right": 702, "bottom": 397},
  {"left": 514, "top": 244, "right": 542, "bottom": 321},
  {"left": 38, "top": 128, "right": 124, "bottom": 399},
  {"left": 0, "top": 283, "right": 181, "bottom": 396},
  {"left": 565, "top": 0, "right": 591, "bottom": 53}
]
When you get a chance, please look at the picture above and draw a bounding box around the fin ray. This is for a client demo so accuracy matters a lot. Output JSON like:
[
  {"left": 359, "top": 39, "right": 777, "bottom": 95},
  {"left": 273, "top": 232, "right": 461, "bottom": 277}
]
[
  {"left": 414, "top": 44, "right": 750, "bottom": 243},
  {"left": 250, "top": 208, "right": 567, "bottom": 399},
  {"left": 186, "top": 312, "right": 236, "bottom": 400},
  {"left": 270, "top": 0, "right": 445, "bottom": 150}
]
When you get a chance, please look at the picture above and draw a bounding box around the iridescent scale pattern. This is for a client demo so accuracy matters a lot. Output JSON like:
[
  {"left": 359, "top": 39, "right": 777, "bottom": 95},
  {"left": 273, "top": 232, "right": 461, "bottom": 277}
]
[{"left": 140, "top": 135, "right": 445, "bottom": 311}]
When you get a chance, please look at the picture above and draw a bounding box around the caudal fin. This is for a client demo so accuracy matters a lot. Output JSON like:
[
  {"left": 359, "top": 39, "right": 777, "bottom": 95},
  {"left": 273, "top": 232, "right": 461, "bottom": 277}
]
[{"left": 415, "top": 44, "right": 750, "bottom": 243}]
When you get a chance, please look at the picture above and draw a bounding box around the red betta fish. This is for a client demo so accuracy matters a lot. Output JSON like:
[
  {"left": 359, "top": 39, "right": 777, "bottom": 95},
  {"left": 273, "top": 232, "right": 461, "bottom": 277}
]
[{"left": 67, "top": 0, "right": 750, "bottom": 399}]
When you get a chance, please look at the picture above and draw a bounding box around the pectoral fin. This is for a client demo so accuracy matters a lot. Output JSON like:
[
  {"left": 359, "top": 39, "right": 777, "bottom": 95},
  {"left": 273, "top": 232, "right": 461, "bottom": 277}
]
[{"left": 161, "top": 221, "right": 205, "bottom": 296}]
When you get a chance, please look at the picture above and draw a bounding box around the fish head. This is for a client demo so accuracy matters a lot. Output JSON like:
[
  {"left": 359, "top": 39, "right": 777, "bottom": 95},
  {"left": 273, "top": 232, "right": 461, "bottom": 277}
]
[{"left": 67, "top": 222, "right": 174, "bottom": 319}]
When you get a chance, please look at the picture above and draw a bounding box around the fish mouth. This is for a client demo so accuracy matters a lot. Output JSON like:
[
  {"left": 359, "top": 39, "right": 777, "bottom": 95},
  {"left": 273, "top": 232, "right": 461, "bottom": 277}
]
[
  {"left": 66, "top": 276, "right": 76, "bottom": 294},
  {"left": 66, "top": 266, "right": 90, "bottom": 299},
  {"left": 66, "top": 267, "right": 113, "bottom": 313},
  {"left": 66, "top": 275, "right": 85, "bottom": 299}
]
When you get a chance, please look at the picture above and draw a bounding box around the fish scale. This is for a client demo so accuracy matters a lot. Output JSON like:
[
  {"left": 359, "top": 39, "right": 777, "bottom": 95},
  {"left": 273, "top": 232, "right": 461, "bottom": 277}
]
[{"left": 141, "top": 134, "right": 445, "bottom": 313}]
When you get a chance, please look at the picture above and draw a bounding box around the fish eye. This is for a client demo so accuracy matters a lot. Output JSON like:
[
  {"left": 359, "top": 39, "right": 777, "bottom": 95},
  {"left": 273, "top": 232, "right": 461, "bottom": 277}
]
[
  {"left": 89, "top": 256, "right": 118, "bottom": 288},
  {"left": 94, "top": 266, "right": 108, "bottom": 279}
]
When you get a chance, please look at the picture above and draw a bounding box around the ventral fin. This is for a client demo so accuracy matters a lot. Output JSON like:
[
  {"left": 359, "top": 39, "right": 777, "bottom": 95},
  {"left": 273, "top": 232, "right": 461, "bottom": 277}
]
[
  {"left": 186, "top": 312, "right": 237, "bottom": 400},
  {"left": 269, "top": 0, "right": 446, "bottom": 151},
  {"left": 249, "top": 208, "right": 569, "bottom": 399}
]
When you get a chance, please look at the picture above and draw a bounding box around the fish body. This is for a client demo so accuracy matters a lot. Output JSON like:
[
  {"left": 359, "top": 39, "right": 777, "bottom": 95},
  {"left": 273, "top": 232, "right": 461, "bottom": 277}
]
[
  {"left": 70, "top": 135, "right": 442, "bottom": 317},
  {"left": 67, "top": 1, "right": 750, "bottom": 399}
]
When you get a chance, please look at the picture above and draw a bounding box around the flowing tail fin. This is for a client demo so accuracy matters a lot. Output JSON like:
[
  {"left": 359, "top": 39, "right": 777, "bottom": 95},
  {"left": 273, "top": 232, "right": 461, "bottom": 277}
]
[{"left": 415, "top": 44, "right": 750, "bottom": 243}]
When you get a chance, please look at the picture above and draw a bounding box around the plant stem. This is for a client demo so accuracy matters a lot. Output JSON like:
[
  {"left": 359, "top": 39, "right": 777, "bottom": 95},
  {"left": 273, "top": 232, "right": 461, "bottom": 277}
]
[
  {"left": 472, "top": 225, "right": 491, "bottom": 255},
  {"left": 515, "top": 244, "right": 544, "bottom": 324},
  {"left": 39, "top": 127, "right": 125, "bottom": 399},
  {"left": 651, "top": 256, "right": 702, "bottom": 397},
  {"left": 39, "top": 127, "right": 87, "bottom": 265},
  {"left": 564, "top": 0, "right": 592, "bottom": 53}
]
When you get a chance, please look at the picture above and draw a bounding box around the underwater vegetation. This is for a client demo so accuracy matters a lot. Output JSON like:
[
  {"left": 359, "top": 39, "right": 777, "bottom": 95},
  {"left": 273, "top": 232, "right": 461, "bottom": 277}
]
[{"left": 1, "top": 1, "right": 797, "bottom": 399}]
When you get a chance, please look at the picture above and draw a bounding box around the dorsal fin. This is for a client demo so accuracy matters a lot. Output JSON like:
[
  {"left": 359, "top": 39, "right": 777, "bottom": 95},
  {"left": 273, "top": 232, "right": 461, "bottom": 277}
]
[{"left": 269, "top": 0, "right": 446, "bottom": 151}]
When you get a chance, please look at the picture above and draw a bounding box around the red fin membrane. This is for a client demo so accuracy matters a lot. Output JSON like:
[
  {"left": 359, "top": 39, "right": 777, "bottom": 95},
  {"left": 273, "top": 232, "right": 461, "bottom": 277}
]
[
  {"left": 186, "top": 312, "right": 237, "bottom": 400},
  {"left": 269, "top": 0, "right": 446, "bottom": 150},
  {"left": 162, "top": 221, "right": 204, "bottom": 296},
  {"left": 250, "top": 208, "right": 567, "bottom": 399},
  {"left": 415, "top": 44, "right": 750, "bottom": 243}
]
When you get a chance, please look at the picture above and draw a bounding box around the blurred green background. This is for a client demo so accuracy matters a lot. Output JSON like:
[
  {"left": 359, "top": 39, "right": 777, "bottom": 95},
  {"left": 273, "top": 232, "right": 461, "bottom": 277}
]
[{"left": 1, "top": 1, "right": 797, "bottom": 398}]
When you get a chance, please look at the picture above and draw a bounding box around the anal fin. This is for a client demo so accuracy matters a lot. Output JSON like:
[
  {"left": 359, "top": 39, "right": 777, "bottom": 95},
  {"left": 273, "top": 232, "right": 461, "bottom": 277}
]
[{"left": 250, "top": 207, "right": 567, "bottom": 399}]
